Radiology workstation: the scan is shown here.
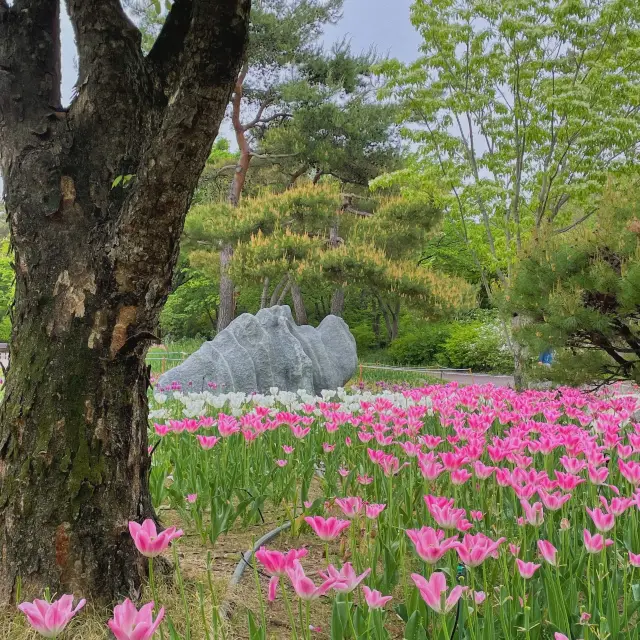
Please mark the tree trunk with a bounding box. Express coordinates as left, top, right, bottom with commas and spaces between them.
331, 288, 345, 316
390, 298, 401, 341
0, 0, 250, 603
260, 276, 270, 309
290, 281, 308, 325
217, 244, 235, 332
217, 62, 252, 330
270, 275, 289, 307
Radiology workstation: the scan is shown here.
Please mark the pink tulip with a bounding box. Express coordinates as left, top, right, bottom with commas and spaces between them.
282, 445, 295, 454
406, 526, 458, 564
516, 559, 541, 579
455, 533, 506, 567
323, 443, 336, 453
196, 435, 219, 449
473, 590, 486, 604
629, 552, 640, 567
154, 424, 170, 437
586, 507, 615, 532
509, 544, 520, 557
255, 547, 308, 602
335, 497, 364, 518
186, 494, 197, 504
618, 458, 640, 486
473, 461, 496, 479
600, 495, 633, 516
363, 586, 393, 609
304, 516, 350, 541
555, 634, 570, 640
537, 540, 558, 566
292, 425, 310, 439
538, 489, 572, 511
470, 510, 484, 521
588, 465, 609, 485
129, 519, 183, 557
338, 467, 350, 478
275, 459, 288, 467
319, 563, 370, 593
365, 503, 386, 519
520, 499, 544, 526
19, 595, 86, 638
451, 468, 472, 485
286, 560, 338, 600
217, 414, 240, 437
412, 572, 466, 614
583, 529, 613, 553
357, 474, 373, 485
425, 496, 470, 531
108, 599, 164, 640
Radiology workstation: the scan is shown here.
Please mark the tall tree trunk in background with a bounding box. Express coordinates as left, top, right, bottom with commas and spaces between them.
328, 219, 345, 316
390, 299, 401, 341
291, 281, 308, 325
0, 0, 249, 603
218, 61, 250, 331
330, 289, 345, 316
260, 276, 270, 309
217, 243, 235, 331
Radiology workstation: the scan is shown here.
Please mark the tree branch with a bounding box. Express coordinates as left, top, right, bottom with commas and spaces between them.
147, 0, 193, 90
112, 0, 251, 305
553, 208, 597, 235
66, 0, 144, 90
242, 97, 274, 131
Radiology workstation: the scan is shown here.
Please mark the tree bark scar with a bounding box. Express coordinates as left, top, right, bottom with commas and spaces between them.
55, 522, 71, 571
48, 266, 97, 336
109, 306, 137, 358
60, 176, 76, 208
88, 310, 108, 349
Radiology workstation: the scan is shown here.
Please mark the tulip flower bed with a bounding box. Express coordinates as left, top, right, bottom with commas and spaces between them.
13, 381, 640, 639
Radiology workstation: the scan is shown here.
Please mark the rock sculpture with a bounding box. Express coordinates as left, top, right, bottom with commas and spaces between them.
157, 305, 358, 395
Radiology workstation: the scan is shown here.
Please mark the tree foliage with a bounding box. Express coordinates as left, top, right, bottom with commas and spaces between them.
377, 0, 640, 295
185, 184, 476, 321
508, 176, 640, 385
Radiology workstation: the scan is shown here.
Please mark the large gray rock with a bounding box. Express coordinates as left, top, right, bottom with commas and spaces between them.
158, 306, 358, 394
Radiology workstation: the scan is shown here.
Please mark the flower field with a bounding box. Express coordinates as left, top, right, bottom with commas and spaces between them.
17, 381, 640, 639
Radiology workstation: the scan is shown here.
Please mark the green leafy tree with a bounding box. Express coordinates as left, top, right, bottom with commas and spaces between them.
377, 0, 640, 382
508, 176, 640, 386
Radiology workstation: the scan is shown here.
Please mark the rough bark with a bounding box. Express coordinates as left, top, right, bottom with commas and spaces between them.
290, 281, 308, 325
0, 0, 250, 603
330, 288, 345, 317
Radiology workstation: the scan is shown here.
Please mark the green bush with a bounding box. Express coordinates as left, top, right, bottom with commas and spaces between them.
350, 322, 378, 353
440, 322, 513, 372
387, 322, 451, 366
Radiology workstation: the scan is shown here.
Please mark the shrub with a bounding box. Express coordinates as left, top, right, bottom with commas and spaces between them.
440, 322, 513, 372
387, 322, 451, 366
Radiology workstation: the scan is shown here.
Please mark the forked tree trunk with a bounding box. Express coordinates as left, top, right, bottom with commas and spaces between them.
0, 0, 249, 603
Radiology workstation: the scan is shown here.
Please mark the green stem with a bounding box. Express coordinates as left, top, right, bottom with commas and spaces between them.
148, 558, 165, 640
281, 582, 299, 640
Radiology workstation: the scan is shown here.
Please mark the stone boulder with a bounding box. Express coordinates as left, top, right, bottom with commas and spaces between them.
157, 305, 358, 395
